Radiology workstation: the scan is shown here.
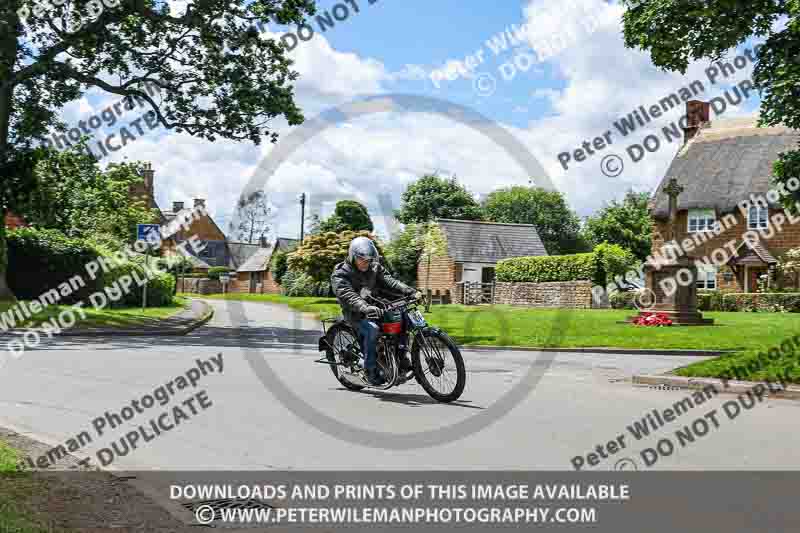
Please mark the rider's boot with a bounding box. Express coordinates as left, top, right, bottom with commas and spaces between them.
366, 367, 385, 386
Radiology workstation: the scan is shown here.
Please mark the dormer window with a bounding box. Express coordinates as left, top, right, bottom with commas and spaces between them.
748, 205, 769, 230
688, 209, 716, 232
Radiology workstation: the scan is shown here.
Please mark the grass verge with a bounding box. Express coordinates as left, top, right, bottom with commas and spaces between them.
0, 296, 188, 329
194, 293, 341, 320
0, 440, 52, 533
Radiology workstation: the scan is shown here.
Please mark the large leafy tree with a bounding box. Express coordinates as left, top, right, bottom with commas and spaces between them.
482, 185, 587, 255
583, 190, 652, 262
20, 144, 161, 248
318, 200, 374, 233
395, 174, 483, 224
0, 0, 316, 300
287, 230, 380, 282
619, 0, 800, 204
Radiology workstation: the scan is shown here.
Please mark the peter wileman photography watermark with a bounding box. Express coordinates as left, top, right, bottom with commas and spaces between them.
18, 354, 222, 469
43, 82, 163, 160
558, 45, 765, 176
0, 204, 209, 358
17, 0, 126, 34
591, 178, 800, 310
252, 0, 382, 51
429, 0, 601, 97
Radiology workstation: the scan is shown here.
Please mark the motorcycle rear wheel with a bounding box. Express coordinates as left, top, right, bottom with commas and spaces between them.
325, 323, 365, 391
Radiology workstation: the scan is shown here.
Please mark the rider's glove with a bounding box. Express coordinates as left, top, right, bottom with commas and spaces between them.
364, 305, 381, 319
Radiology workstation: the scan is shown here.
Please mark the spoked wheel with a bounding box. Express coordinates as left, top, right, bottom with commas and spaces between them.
325, 323, 365, 391
411, 329, 466, 403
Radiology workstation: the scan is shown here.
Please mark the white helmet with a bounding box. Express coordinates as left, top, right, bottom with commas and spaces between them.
347, 236, 379, 267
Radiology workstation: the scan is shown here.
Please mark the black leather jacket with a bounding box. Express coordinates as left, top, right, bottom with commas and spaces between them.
331, 261, 415, 324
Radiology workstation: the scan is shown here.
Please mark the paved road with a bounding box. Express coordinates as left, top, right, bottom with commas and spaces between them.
0, 299, 798, 471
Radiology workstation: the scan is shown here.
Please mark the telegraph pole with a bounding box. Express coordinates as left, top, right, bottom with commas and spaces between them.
299, 192, 306, 243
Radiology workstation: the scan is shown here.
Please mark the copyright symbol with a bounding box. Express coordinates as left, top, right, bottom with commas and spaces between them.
614, 458, 638, 471
601, 154, 624, 177
195, 504, 216, 525
473, 73, 497, 97
634, 288, 657, 311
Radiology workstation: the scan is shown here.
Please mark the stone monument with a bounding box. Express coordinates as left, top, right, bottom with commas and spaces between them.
629, 178, 714, 326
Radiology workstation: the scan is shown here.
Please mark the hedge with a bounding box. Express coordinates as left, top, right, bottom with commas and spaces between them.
7, 227, 103, 303
612, 290, 800, 312
609, 291, 639, 309
496, 244, 636, 287
208, 266, 233, 280
102, 259, 176, 307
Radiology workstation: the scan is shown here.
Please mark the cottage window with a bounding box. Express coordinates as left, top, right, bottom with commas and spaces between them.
747, 205, 769, 230
687, 209, 717, 232
696, 265, 717, 290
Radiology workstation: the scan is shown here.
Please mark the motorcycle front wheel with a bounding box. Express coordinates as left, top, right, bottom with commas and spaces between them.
411, 328, 466, 403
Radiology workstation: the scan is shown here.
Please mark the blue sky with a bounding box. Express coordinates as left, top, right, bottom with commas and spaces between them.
54, 0, 767, 242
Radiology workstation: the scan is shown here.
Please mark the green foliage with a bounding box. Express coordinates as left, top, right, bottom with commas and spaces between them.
20, 146, 161, 248
101, 259, 176, 307
482, 185, 587, 254
287, 230, 381, 282
270, 250, 290, 285
6, 227, 102, 303
207, 267, 233, 280
280, 269, 333, 297
496, 253, 603, 285
396, 174, 483, 224
594, 242, 639, 286
609, 291, 638, 310
583, 191, 652, 261
773, 152, 800, 214
384, 224, 424, 286
496, 244, 633, 286
318, 200, 374, 233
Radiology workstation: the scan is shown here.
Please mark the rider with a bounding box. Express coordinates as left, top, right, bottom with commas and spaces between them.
331, 236, 422, 386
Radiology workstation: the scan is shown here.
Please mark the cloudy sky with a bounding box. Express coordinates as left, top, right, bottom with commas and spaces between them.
55, 0, 765, 243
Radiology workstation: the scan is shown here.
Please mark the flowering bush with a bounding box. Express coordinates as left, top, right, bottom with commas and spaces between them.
632, 312, 673, 327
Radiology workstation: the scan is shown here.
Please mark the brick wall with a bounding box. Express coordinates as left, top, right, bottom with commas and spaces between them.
417, 255, 456, 293
493, 281, 594, 308
652, 206, 800, 292
180, 278, 222, 295
226, 271, 282, 294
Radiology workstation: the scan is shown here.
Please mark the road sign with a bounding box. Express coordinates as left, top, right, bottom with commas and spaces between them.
137, 224, 161, 243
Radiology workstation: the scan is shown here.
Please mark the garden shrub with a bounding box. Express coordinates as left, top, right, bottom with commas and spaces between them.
609, 291, 638, 309
497, 253, 605, 285
207, 266, 233, 280
101, 257, 176, 307
271, 251, 289, 285
281, 270, 333, 297
6, 227, 102, 303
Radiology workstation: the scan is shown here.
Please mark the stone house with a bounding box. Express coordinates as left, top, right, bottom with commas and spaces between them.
417, 218, 548, 299
231, 237, 299, 294
650, 100, 800, 293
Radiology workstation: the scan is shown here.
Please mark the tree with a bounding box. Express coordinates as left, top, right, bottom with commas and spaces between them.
287, 230, 382, 282
619, 1, 800, 198
583, 190, 652, 262
318, 200, 373, 233
383, 223, 424, 286
19, 143, 160, 248
234, 190, 270, 244
0, 0, 316, 300
395, 174, 483, 224
482, 185, 587, 255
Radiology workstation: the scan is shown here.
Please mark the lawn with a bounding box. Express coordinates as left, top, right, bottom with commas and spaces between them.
194, 294, 799, 352
0, 297, 189, 329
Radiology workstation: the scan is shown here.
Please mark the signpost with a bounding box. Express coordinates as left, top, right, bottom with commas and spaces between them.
136, 224, 161, 312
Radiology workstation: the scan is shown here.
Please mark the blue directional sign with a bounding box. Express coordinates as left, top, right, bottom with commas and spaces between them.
137, 224, 161, 245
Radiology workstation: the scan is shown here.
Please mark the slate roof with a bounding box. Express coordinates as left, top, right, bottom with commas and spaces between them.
652, 117, 800, 219
237, 237, 300, 273
227, 242, 262, 269
730, 238, 778, 265
436, 219, 547, 263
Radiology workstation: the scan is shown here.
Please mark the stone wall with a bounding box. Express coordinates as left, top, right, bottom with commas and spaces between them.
493, 281, 594, 308
179, 277, 222, 295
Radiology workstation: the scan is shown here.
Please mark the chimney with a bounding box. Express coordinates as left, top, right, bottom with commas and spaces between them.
194, 198, 206, 208
173, 201, 184, 212
683, 100, 711, 144
142, 162, 155, 193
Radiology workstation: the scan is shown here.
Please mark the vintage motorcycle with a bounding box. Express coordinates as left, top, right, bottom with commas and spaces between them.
316, 294, 466, 403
